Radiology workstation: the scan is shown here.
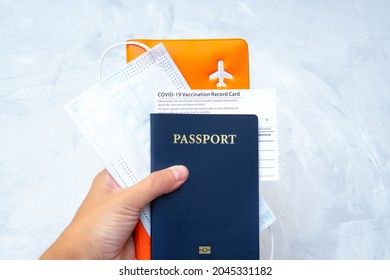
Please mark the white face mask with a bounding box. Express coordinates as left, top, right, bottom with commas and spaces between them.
65, 43, 189, 233
66, 43, 188, 184
64, 42, 276, 236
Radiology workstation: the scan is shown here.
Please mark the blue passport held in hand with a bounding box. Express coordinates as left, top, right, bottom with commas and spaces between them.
150, 114, 259, 260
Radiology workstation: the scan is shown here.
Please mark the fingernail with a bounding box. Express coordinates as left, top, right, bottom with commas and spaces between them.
170, 165, 189, 182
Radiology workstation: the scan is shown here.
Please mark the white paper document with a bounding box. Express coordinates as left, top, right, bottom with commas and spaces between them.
154, 89, 279, 181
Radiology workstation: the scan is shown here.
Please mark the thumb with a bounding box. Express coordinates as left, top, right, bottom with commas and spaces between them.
120, 165, 189, 212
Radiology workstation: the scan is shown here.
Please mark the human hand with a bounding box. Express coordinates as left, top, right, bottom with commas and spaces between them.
40, 165, 189, 260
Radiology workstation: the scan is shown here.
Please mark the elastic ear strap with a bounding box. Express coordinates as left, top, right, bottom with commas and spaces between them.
99, 41, 151, 80
269, 225, 274, 260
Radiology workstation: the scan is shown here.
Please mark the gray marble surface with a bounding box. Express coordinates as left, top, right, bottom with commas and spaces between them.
1, 0, 390, 259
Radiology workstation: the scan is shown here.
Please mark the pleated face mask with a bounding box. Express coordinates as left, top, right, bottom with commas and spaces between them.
65, 43, 190, 235
66, 43, 188, 185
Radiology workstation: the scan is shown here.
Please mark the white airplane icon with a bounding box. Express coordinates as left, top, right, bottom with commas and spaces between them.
209, 60, 233, 87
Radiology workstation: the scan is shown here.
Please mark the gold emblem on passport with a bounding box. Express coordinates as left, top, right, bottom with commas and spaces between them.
199, 246, 211, 254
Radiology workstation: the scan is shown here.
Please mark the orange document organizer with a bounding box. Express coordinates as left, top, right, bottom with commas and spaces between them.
126, 38, 250, 259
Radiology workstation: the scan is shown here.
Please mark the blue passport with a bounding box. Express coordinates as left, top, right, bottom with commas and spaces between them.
150, 114, 259, 260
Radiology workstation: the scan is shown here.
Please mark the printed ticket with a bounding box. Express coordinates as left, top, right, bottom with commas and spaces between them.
154, 89, 279, 181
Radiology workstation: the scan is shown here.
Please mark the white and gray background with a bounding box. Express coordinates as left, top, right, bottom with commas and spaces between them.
1, 0, 390, 259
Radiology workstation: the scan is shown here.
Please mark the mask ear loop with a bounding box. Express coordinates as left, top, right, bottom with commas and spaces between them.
269, 225, 274, 260
99, 41, 151, 80
260, 226, 275, 260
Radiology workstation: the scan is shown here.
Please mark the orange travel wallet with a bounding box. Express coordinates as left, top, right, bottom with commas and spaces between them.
126, 38, 250, 89
126, 38, 250, 259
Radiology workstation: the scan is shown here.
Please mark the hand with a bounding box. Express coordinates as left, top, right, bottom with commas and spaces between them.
40, 165, 189, 260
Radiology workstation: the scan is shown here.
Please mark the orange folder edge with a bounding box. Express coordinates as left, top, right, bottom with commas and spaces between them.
134, 220, 151, 260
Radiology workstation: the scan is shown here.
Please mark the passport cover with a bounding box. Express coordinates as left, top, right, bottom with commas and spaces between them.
150, 114, 259, 260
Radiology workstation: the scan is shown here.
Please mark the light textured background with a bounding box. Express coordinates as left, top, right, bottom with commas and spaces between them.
1, 0, 390, 259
